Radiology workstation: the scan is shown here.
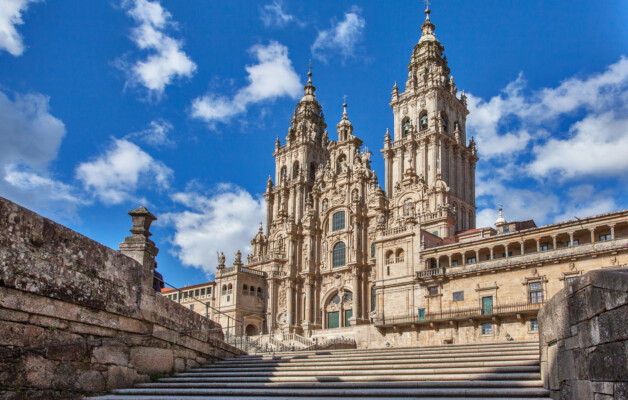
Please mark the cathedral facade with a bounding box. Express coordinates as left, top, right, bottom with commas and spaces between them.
172, 7, 628, 348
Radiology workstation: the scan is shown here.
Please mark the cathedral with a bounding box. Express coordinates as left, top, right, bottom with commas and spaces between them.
162, 6, 628, 348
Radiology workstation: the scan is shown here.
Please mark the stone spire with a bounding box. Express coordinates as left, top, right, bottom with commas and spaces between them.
336, 102, 354, 142
419, 4, 437, 44
286, 70, 326, 143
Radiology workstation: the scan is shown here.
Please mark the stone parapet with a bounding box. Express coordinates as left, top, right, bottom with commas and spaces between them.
538, 268, 628, 400
0, 196, 242, 399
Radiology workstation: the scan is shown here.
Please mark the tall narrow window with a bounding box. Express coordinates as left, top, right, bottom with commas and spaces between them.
418, 308, 426, 321
371, 287, 376, 311
332, 211, 345, 231
371, 243, 376, 258
332, 242, 346, 267
402, 118, 411, 137
419, 111, 428, 130
529, 282, 543, 303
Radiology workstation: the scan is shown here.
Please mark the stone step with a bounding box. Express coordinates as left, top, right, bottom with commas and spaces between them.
92, 396, 552, 400
198, 360, 540, 373
173, 365, 540, 378
136, 380, 544, 389
207, 355, 541, 370
223, 352, 540, 366
158, 373, 542, 383
231, 342, 540, 359
103, 387, 552, 398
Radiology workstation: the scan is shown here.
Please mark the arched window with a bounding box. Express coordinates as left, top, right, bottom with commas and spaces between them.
396, 249, 405, 261
371, 287, 376, 311
227, 283, 233, 295
332, 211, 345, 231
344, 291, 353, 302
257, 287, 263, 298
330, 293, 341, 304
441, 112, 449, 132
385, 250, 394, 263
333, 242, 346, 267
402, 117, 411, 137
243, 284, 248, 293
292, 161, 299, 179
419, 111, 428, 131
310, 162, 317, 181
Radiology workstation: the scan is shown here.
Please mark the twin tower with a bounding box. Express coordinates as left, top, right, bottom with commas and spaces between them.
222, 6, 479, 336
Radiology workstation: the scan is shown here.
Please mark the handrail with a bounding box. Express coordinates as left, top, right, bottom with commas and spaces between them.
377, 301, 544, 326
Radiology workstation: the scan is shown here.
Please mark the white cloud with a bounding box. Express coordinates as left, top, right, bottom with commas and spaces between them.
311, 6, 365, 62
0, 0, 40, 56
160, 185, 266, 276
191, 41, 301, 126
76, 138, 173, 204
122, 0, 197, 96
0, 90, 66, 170
529, 106, 628, 178
0, 89, 85, 218
467, 57, 628, 160
260, 1, 303, 28
126, 119, 174, 147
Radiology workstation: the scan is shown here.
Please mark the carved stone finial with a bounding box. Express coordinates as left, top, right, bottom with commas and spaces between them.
127, 206, 156, 238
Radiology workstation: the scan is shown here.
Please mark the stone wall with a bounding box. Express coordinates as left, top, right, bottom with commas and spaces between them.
538, 268, 628, 400
0, 196, 242, 399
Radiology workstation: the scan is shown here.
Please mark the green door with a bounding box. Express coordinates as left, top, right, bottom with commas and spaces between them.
327, 311, 339, 329
482, 296, 493, 315
418, 308, 426, 321
344, 309, 353, 327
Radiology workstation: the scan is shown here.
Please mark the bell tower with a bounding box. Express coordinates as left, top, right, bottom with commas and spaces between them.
382, 5, 478, 236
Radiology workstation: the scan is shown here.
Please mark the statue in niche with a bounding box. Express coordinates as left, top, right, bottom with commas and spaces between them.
351, 188, 359, 202
403, 199, 415, 217
322, 198, 329, 212
277, 236, 284, 251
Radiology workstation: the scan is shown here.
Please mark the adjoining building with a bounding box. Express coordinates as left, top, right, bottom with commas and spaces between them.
162, 6, 628, 348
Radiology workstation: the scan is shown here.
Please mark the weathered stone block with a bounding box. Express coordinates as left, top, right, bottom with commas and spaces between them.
75, 370, 106, 393
129, 347, 174, 374
597, 305, 628, 344
587, 342, 628, 382
92, 343, 130, 366
106, 366, 146, 390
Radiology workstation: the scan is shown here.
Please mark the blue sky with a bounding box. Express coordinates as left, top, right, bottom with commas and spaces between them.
1, 0, 627, 288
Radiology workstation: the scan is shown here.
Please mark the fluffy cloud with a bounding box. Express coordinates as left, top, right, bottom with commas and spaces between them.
0, 89, 85, 217
76, 138, 173, 204
311, 6, 365, 62
0, 0, 40, 56
0, 90, 66, 170
122, 0, 197, 96
160, 185, 266, 276
260, 1, 303, 28
191, 41, 301, 126
467, 57, 628, 160
126, 119, 174, 147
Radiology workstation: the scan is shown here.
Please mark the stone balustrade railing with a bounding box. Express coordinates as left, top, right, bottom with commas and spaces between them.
416, 267, 445, 279
218, 265, 267, 278
382, 225, 408, 237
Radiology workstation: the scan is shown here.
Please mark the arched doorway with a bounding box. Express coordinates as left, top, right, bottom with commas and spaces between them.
245, 324, 257, 336
324, 290, 353, 329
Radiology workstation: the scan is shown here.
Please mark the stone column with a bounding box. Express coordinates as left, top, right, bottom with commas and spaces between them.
489, 248, 494, 260
590, 229, 595, 243
351, 267, 360, 324
610, 224, 616, 240
552, 235, 557, 250
268, 277, 277, 331
286, 280, 294, 329
119, 206, 159, 307
362, 269, 369, 319
536, 239, 540, 253
505, 244, 509, 258
521, 242, 525, 255
304, 277, 312, 324
569, 232, 574, 247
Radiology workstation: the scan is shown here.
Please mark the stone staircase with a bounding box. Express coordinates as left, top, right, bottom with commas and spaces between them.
91, 340, 550, 399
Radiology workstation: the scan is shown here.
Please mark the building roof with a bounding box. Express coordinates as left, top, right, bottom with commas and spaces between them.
161, 280, 215, 294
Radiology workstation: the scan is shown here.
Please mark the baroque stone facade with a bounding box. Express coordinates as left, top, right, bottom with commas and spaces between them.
172, 7, 628, 347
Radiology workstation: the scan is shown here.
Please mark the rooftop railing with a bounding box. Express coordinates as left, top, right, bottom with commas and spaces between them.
376, 301, 543, 327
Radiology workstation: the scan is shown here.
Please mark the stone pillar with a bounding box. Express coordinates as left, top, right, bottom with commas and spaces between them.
362, 269, 369, 319
351, 267, 360, 323
119, 206, 159, 307
610, 224, 616, 240
268, 277, 277, 331
505, 244, 509, 258
489, 248, 494, 260
590, 229, 595, 243
569, 232, 574, 247
536, 239, 540, 253
521, 242, 525, 255
286, 280, 294, 329
552, 235, 557, 250
304, 277, 312, 324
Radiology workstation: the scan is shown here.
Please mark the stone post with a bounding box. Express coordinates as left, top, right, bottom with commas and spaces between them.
119, 206, 158, 307
304, 276, 312, 325
351, 266, 361, 324
286, 280, 294, 330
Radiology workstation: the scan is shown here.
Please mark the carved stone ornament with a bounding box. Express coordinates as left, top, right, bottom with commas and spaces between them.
276, 311, 287, 327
